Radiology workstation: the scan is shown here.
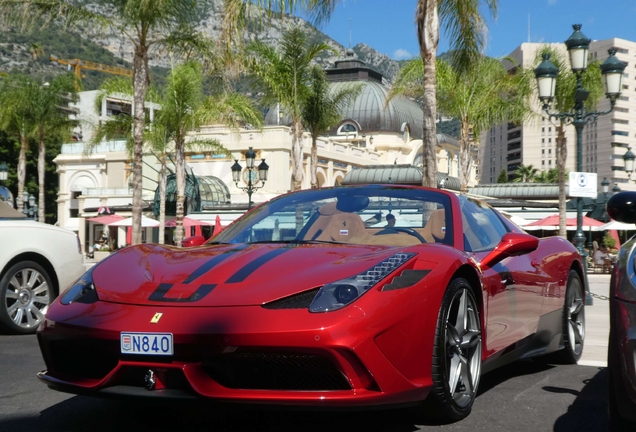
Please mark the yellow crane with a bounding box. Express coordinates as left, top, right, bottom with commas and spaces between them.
49, 55, 133, 88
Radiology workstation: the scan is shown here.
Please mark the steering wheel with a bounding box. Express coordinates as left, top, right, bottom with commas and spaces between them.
373, 227, 427, 243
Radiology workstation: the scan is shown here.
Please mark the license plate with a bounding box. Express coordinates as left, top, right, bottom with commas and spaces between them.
120, 332, 173, 356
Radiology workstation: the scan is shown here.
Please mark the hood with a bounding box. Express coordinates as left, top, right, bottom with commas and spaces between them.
92, 243, 418, 307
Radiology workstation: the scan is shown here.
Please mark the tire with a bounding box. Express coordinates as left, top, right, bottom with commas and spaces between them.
419, 278, 482, 423
0, 260, 54, 334
608, 331, 636, 431
552, 270, 585, 364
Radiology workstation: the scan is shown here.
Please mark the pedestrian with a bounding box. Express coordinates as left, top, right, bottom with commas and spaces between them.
385, 213, 396, 227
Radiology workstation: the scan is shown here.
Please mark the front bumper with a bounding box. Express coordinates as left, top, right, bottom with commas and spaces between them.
37, 296, 439, 407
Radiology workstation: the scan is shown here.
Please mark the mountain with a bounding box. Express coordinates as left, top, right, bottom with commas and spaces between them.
0, 0, 401, 90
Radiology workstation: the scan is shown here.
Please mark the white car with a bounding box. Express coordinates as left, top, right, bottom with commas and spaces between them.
0, 203, 85, 334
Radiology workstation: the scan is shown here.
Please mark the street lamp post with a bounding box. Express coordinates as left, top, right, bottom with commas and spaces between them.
623, 148, 635, 181
231, 147, 269, 210
22, 191, 38, 221
534, 24, 626, 306
0, 162, 9, 205
601, 177, 610, 205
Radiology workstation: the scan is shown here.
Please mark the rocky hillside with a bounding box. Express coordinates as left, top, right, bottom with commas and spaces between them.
0, 0, 401, 90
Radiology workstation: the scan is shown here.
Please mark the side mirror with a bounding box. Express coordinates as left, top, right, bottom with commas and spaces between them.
607, 192, 636, 224
182, 235, 206, 248
480, 232, 539, 269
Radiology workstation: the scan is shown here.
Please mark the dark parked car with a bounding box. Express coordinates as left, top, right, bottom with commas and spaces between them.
607, 191, 636, 430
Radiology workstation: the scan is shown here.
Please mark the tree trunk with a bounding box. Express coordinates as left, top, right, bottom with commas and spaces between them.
459, 120, 471, 194
158, 156, 167, 245
16, 134, 27, 213
310, 133, 318, 188
131, 45, 149, 245
38, 128, 45, 222
291, 119, 304, 190
557, 121, 568, 238
417, 0, 439, 189
174, 138, 186, 247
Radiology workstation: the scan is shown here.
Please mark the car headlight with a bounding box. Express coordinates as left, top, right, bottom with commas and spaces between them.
309, 252, 415, 313
61, 268, 98, 305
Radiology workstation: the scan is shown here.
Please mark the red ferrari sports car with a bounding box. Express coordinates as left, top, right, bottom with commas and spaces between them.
37, 185, 585, 422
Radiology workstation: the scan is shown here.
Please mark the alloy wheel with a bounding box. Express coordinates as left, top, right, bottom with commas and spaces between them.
445, 289, 482, 408
4, 267, 51, 329
567, 277, 585, 357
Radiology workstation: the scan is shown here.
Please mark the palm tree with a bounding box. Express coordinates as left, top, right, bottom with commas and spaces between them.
246, 28, 332, 190
533, 47, 604, 238
0, 74, 35, 213
223, 0, 499, 189
512, 164, 539, 183
0, 0, 214, 244
29, 74, 78, 222
302, 65, 361, 188
390, 55, 533, 193
29, 43, 43, 60
415, 0, 498, 187
535, 168, 561, 183
157, 61, 261, 246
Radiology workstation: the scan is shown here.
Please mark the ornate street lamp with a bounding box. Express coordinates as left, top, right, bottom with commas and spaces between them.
612, 183, 622, 195
231, 147, 269, 210
0, 161, 10, 205
623, 147, 636, 181
0, 162, 7, 183
22, 192, 38, 220
601, 177, 610, 198
534, 24, 627, 305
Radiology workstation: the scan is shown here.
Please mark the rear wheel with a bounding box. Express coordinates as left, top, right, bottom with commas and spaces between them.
420, 278, 482, 423
0, 261, 54, 334
553, 270, 585, 364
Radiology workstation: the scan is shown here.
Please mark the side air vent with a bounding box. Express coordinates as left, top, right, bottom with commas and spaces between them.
382, 270, 430, 291
262, 288, 320, 309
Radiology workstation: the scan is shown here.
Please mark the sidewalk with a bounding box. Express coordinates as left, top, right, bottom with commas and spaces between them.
579, 273, 611, 367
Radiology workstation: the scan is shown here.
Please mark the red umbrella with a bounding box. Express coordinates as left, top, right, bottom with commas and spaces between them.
212, 215, 223, 236
526, 214, 604, 230
165, 216, 212, 227
87, 214, 125, 224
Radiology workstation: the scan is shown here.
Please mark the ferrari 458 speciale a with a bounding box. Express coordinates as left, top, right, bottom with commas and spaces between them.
37, 185, 585, 422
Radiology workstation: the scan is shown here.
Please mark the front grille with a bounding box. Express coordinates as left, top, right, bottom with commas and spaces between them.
202, 351, 351, 391
262, 288, 320, 309
49, 339, 119, 379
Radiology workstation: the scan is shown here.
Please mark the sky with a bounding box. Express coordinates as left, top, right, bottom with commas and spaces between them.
309, 0, 636, 60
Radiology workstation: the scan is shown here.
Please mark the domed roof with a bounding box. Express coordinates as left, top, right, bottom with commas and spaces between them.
264, 52, 424, 138
328, 80, 423, 138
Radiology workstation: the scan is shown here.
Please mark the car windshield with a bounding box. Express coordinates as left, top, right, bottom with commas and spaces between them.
210, 185, 453, 247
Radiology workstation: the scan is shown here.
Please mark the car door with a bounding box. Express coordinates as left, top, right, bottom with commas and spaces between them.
460, 197, 544, 355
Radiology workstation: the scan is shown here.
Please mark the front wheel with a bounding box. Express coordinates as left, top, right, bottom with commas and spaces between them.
420, 278, 482, 423
0, 261, 54, 334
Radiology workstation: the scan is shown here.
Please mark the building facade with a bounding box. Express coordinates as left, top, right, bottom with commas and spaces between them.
479, 39, 636, 192
54, 53, 477, 251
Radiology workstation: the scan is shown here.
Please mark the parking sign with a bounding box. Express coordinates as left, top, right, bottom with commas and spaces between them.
568, 172, 598, 198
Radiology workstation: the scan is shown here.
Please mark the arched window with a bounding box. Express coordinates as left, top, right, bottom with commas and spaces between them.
336, 121, 360, 137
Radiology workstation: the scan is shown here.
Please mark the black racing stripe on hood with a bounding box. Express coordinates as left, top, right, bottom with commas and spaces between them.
182, 244, 249, 284
226, 248, 291, 283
